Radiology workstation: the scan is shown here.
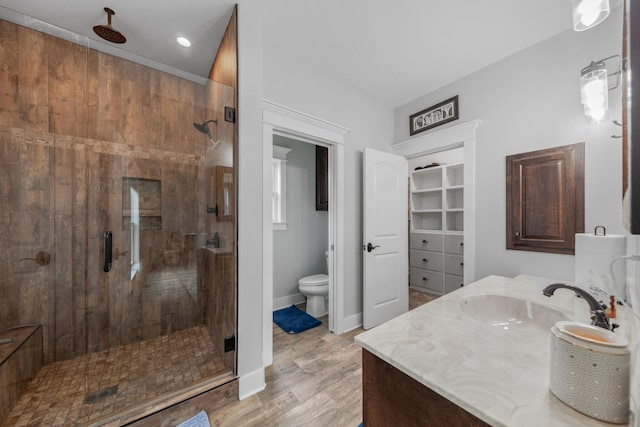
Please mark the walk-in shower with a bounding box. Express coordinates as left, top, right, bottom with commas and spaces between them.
0, 11, 237, 426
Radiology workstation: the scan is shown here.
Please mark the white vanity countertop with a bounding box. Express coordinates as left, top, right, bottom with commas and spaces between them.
355, 275, 640, 427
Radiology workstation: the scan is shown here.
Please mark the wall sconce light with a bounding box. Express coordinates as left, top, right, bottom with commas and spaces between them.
572, 0, 610, 31
580, 55, 620, 122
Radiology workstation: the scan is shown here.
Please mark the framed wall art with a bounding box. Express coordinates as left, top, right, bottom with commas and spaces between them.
409, 95, 459, 136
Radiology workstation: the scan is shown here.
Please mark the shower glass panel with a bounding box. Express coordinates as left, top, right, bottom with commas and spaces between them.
0, 15, 237, 426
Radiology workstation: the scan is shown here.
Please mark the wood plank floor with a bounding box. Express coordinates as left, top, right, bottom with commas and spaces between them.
206, 288, 438, 426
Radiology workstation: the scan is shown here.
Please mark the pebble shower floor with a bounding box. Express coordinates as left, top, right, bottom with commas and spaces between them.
3, 325, 227, 426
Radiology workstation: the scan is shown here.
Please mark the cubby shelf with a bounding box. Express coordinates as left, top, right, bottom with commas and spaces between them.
410, 163, 464, 233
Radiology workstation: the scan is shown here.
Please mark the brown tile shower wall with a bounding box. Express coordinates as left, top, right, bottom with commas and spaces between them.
0, 18, 232, 364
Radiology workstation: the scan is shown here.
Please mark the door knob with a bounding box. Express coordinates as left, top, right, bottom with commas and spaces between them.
366, 242, 380, 253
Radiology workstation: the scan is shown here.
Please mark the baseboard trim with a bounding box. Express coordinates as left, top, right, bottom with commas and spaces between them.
238, 368, 266, 400
273, 293, 306, 311
410, 284, 443, 295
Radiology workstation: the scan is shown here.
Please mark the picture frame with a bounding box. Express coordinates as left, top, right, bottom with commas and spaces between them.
409, 95, 459, 136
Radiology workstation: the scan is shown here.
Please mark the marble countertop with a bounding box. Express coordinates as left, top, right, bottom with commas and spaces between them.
355, 275, 640, 427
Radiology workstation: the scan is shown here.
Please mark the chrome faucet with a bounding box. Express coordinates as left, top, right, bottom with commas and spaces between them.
542, 283, 610, 330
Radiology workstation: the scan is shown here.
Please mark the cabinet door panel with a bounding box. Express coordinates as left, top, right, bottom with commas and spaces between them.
410, 250, 443, 272
444, 254, 464, 276
444, 235, 464, 254
506, 143, 584, 254
444, 274, 464, 294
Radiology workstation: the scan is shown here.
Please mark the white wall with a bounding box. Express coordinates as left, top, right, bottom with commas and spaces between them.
237, 4, 394, 397
237, 4, 267, 398
395, 8, 625, 282
262, 43, 395, 321
273, 136, 328, 308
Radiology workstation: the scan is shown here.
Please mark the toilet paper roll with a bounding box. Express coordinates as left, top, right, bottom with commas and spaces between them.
574, 232, 626, 300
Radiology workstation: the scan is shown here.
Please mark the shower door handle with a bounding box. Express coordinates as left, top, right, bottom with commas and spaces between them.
103, 231, 113, 272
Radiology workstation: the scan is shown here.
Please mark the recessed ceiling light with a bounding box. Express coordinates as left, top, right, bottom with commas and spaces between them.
177, 37, 191, 47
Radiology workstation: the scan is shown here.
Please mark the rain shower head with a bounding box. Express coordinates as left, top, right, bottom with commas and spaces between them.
193, 119, 220, 147
93, 7, 126, 44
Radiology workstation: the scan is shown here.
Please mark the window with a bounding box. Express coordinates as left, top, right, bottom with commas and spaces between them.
273, 145, 292, 230
129, 187, 141, 279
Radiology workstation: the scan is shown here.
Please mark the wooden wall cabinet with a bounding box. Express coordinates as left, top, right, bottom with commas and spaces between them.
506, 143, 585, 254
316, 145, 328, 211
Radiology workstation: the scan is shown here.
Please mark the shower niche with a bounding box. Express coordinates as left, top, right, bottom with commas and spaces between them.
122, 177, 162, 230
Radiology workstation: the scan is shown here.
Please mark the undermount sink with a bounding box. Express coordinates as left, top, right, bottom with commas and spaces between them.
460, 295, 569, 331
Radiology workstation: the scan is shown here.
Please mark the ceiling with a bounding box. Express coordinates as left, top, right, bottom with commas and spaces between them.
0, 1, 580, 108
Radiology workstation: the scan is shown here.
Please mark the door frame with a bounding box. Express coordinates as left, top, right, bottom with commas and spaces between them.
392, 120, 481, 284
262, 99, 350, 366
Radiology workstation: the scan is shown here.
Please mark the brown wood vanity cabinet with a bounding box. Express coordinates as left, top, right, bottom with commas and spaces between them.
506, 143, 585, 255
362, 350, 490, 426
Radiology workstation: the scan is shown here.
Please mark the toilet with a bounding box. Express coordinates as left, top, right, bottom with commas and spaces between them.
298, 251, 329, 318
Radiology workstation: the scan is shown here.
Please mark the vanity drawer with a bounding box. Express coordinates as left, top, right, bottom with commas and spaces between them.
409, 250, 443, 272
410, 268, 443, 293
444, 234, 464, 254
410, 233, 443, 252
444, 273, 464, 293
444, 254, 464, 276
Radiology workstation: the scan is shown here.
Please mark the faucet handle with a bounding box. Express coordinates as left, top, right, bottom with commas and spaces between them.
591, 310, 612, 331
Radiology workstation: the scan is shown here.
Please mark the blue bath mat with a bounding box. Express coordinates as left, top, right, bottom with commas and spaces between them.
273, 305, 321, 334
176, 410, 210, 427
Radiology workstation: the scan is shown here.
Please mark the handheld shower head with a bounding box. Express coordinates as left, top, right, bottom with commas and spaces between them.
193, 119, 218, 144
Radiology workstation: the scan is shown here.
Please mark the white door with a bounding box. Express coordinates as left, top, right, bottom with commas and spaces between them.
363, 148, 408, 329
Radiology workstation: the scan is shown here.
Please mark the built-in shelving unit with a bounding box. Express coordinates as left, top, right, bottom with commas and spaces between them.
409, 163, 464, 295
410, 163, 463, 233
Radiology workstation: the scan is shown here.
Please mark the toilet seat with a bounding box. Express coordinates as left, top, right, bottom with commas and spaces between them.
299, 274, 328, 286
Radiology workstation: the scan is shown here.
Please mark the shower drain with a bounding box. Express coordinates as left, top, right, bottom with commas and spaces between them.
84, 385, 119, 405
